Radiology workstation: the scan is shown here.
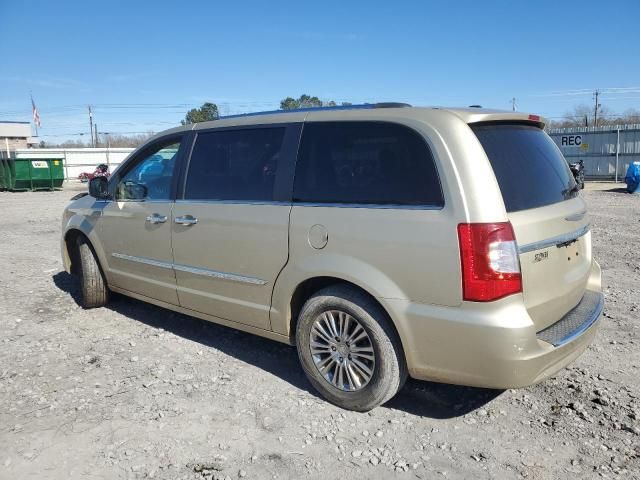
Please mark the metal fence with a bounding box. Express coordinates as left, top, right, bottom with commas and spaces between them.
13, 147, 134, 181
548, 124, 640, 180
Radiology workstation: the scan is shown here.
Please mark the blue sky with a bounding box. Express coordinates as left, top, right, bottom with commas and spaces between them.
1, 0, 639, 142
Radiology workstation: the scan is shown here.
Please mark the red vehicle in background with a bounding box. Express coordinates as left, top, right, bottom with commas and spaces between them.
78, 164, 110, 183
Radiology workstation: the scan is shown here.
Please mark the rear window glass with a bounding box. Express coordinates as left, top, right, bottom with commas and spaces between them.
293, 122, 443, 206
472, 124, 577, 212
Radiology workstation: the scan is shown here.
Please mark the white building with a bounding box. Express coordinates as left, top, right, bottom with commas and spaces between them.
0, 121, 39, 154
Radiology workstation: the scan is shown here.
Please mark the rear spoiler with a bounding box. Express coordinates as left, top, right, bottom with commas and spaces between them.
445, 109, 547, 129
469, 119, 546, 129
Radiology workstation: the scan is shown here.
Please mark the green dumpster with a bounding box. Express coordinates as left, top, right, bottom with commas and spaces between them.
9, 158, 64, 191
6, 158, 15, 190
0, 158, 9, 190
2, 158, 14, 190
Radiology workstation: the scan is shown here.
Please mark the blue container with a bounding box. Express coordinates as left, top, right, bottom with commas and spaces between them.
624, 161, 640, 194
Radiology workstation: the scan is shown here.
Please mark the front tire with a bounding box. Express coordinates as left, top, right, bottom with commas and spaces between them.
76, 236, 109, 308
296, 285, 407, 411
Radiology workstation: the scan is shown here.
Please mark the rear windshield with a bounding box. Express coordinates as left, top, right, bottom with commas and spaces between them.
472, 124, 577, 212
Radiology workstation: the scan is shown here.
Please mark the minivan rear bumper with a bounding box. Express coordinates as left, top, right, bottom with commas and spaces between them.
535, 290, 603, 347
385, 260, 602, 389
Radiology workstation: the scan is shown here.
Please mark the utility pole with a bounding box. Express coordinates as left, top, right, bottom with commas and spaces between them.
94, 124, 99, 148
510, 97, 517, 112
88, 105, 94, 147
103, 132, 111, 167
593, 89, 600, 128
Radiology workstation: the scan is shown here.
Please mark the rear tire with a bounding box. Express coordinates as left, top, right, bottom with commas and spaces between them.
296, 285, 407, 411
76, 236, 109, 308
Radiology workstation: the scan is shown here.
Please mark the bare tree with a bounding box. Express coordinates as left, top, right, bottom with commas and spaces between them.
55, 140, 87, 148
46, 132, 155, 148
548, 103, 615, 128
97, 132, 155, 148
620, 108, 640, 124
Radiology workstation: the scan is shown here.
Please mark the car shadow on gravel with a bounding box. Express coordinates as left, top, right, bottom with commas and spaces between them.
602, 186, 630, 194
385, 379, 502, 418
53, 271, 501, 419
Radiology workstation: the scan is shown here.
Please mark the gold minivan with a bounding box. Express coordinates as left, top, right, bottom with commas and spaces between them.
61, 104, 603, 411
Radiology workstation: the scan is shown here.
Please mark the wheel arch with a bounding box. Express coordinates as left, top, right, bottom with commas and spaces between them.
63, 228, 86, 275
287, 276, 406, 357
63, 227, 109, 282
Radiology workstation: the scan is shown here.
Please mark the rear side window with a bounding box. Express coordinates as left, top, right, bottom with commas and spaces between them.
293, 122, 443, 206
184, 128, 285, 201
472, 124, 577, 212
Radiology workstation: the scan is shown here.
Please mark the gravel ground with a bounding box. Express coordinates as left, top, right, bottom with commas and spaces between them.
0, 183, 638, 480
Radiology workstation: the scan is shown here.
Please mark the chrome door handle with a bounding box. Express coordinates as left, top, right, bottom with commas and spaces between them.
174, 215, 198, 226
146, 213, 167, 224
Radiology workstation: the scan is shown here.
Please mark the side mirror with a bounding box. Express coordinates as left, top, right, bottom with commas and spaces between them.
89, 176, 111, 200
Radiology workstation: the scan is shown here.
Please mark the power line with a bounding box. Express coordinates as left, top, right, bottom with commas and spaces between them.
532, 87, 640, 97
40, 130, 155, 137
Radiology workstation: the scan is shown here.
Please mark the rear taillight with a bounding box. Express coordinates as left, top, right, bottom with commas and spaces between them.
457, 222, 522, 302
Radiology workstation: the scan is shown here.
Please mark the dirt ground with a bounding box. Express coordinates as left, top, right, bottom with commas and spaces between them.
0, 182, 638, 480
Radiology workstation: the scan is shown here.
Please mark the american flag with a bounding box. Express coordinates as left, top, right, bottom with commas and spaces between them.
31, 95, 41, 128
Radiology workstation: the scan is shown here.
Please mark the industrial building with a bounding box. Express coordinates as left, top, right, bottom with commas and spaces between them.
0, 121, 39, 156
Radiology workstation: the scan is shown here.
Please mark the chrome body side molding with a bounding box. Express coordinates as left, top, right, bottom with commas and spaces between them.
172, 263, 267, 285
111, 252, 173, 270
111, 253, 267, 286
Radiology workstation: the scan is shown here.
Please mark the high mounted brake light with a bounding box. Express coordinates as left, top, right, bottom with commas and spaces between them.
528, 114, 541, 122
457, 222, 522, 302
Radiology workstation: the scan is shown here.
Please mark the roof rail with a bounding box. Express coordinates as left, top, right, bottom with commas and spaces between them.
374, 102, 412, 109
219, 102, 412, 119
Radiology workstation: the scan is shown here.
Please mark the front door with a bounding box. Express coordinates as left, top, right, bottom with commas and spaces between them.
99, 136, 184, 304
171, 126, 297, 330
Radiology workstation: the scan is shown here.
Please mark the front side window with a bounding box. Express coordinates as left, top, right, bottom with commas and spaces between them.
116, 140, 181, 201
184, 128, 286, 201
293, 122, 444, 206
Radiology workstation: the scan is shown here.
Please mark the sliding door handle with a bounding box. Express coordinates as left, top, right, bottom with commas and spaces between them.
146, 213, 167, 224
174, 215, 198, 226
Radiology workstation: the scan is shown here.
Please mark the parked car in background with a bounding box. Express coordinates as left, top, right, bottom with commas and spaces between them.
61, 104, 603, 411
78, 164, 110, 183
